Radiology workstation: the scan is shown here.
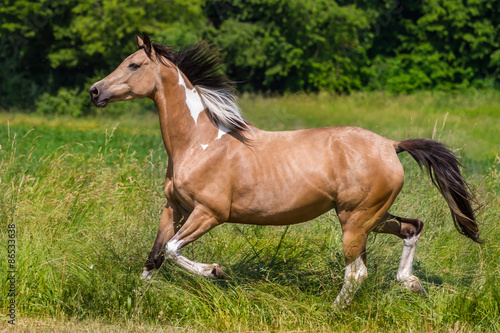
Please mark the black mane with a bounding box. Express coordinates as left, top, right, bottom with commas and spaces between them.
152, 41, 234, 91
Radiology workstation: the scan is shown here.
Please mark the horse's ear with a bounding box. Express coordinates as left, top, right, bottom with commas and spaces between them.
135, 31, 144, 49
142, 32, 152, 56
135, 32, 153, 57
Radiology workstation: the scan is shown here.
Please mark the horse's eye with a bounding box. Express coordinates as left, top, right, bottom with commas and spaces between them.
129, 63, 141, 70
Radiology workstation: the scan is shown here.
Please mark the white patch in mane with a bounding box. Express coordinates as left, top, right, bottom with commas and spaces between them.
178, 70, 204, 124
197, 86, 249, 132
200, 144, 209, 150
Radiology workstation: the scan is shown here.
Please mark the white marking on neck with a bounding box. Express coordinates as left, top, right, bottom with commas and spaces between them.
216, 124, 230, 140
199, 125, 228, 150
178, 70, 205, 124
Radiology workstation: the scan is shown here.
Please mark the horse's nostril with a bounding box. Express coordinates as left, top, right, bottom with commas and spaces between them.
89, 86, 99, 98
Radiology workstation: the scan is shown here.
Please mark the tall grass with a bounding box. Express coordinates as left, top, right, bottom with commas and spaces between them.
1, 91, 499, 331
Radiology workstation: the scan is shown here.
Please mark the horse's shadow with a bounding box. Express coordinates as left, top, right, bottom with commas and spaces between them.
154, 245, 477, 298
155, 247, 346, 297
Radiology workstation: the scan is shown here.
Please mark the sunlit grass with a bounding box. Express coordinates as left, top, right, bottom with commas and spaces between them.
0, 90, 499, 331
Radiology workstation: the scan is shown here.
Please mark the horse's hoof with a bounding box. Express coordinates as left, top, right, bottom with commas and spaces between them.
210, 263, 230, 280
141, 268, 155, 280
333, 298, 349, 309
404, 276, 427, 296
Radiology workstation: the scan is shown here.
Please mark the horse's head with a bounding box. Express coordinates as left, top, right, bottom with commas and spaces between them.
89, 33, 161, 107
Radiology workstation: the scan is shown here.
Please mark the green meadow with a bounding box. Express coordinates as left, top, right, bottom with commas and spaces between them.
1, 91, 499, 332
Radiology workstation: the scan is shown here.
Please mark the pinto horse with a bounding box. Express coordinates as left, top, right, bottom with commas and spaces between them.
89, 33, 481, 307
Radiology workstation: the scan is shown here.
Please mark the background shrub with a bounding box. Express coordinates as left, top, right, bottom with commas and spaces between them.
1, 0, 498, 114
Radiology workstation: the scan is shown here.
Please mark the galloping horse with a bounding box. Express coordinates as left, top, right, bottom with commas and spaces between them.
89, 33, 481, 307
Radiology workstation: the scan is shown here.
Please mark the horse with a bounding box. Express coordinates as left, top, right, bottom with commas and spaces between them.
89, 33, 481, 307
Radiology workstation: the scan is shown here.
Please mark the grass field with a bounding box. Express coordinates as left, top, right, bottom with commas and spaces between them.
1, 90, 499, 332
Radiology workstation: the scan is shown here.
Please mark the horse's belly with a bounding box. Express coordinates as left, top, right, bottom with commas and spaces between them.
227, 179, 335, 225
228, 203, 334, 225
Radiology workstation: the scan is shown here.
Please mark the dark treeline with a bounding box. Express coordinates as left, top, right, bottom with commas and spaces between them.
1, 0, 499, 114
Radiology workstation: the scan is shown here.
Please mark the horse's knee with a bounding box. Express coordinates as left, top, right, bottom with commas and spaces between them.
165, 238, 183, 259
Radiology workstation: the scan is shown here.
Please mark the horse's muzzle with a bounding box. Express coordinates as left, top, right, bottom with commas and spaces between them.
89, 82, 110, 107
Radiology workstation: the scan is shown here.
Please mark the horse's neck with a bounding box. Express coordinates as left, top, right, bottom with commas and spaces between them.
154, 69, 219, 161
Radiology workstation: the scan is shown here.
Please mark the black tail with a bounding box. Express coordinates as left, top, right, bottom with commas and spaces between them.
396, 139, 482, 243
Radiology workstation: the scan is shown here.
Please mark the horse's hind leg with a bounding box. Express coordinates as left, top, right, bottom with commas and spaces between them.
374, 214, 426, 295
333, 185, 403, 308
333, 224, 369, 308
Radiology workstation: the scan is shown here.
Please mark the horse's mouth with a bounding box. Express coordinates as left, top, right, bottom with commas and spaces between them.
89, 83, 111, 108
92, 97, 110, 108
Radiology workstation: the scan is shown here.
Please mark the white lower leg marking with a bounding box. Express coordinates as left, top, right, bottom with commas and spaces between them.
397, 234, 419, 282
165, 238, 219, 277
141, 267, 156, 280
334, 257, 368, 307
166, 238, 184, 257
396, 234, 426, 294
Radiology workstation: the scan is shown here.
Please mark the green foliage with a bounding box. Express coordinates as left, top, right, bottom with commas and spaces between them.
205, 0, 375, 92
0, 0, 205, 110
0, 0, 499, 114
35, 87, 89, 117
368, 0, 500, 92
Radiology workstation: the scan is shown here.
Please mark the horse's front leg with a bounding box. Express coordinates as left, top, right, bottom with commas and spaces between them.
141, 203, 181, 279
165, 205, 227, 279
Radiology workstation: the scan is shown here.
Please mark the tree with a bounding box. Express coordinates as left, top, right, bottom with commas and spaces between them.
0, 0, 205, 111
204, 0, 376, 92
368, 0, 500, 92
